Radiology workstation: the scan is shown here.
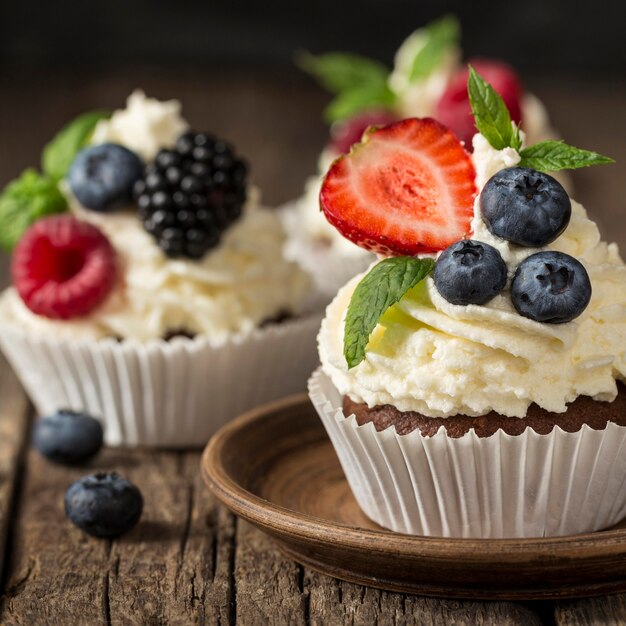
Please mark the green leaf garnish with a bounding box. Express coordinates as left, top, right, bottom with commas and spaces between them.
467, 65, 522, 151
323, 82, 396, 123
0, 169, 67, 251
344, 257, 435, 369
518, 141, 614, 172
296, 51, 396, 123
42, 110, 111, 181
409, 15, 460, 81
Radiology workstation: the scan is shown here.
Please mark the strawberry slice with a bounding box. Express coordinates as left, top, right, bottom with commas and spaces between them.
320, 117, 477, 256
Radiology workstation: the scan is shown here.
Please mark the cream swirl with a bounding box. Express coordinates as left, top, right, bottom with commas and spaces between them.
91, 90, 188, 162
1, 192, 311, 343
319, 140, 626, 418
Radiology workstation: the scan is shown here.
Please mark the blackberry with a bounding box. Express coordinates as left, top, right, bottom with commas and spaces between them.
133, 132, 248, 259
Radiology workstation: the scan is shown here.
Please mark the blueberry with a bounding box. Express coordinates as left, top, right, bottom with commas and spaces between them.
511, 251, 592, 323
480, 167, 571, 247
64, 472, 143, 538
69, 143, 143, 211
434, 240, 508, 305
33, 410, 103, 465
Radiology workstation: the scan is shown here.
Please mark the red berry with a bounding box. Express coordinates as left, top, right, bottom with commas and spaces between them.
436, 58, 523, 148
12, 215, 117, 319
329, 109, 398, 155
320, 118, 477, 256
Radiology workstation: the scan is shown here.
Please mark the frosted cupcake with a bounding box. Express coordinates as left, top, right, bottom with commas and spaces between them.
0, 91, 318, 447
283, 15, 563, 302
309, 68, 622, 538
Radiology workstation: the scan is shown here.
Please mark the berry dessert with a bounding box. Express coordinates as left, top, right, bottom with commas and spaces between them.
283, 15, 566, 302
0, 91, 319, 447
309, 69, 623, 538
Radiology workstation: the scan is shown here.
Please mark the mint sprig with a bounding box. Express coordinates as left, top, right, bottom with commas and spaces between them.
518, 141, 614, 172
0, 169, 67, 251
297, 51, 396, 123
468, 67, 614, 172
42, 110, 111, 181
344, 257, 435, 369
467, 65, 521, 151
409, 15, 460, 81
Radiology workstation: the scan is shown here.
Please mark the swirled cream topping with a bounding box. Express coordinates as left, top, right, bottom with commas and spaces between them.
91, 90, 188, 162
1, 191, 311, 343
319, 139, 626, 418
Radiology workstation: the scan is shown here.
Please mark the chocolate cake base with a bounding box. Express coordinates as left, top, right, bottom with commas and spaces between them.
343, 384, 626, 438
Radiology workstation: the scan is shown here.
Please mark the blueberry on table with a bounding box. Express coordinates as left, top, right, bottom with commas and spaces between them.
511, 251, 592, 323
69, 143, 143, 211
434, 240, 508, 305
33, 409, 104, 465
64, 472, 143, 538
480, 167, 571, 247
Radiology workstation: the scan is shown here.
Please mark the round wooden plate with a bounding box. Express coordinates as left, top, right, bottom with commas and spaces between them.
201, 394, 626, 600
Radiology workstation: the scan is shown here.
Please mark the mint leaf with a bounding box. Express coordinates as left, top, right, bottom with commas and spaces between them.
296, 51, 396, 123
518, 141, 614, 172
42, 110, 110, 181
297, 51, 390, 93
467, 65, 521, 151
0, 169, 67, 251
344, 257, 435, 369
409, 15, 460, 81
324, 82, 396, 123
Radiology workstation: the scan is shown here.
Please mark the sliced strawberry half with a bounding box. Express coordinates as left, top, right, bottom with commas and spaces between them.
320, 117, 477, 256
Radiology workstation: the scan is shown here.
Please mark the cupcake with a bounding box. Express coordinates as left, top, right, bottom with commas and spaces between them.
309, 68, 622, 538
283, 15, 565, 303
0, 91, 319, 447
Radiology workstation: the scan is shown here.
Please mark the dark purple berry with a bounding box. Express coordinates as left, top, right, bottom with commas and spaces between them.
65, 472, 143, 538
69, 144, 143, 212
33, 410, 103, 465
480, 167, 571, 247
434, 239, 508, 305
511, 251, 591, 323
134, 131, 248, 259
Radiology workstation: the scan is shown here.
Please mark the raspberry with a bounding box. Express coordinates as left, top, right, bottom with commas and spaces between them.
12, 215, 117, 319
134, 132, 248, 259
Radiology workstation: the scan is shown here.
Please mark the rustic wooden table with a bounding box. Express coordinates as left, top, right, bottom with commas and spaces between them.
0, 69, 624, 625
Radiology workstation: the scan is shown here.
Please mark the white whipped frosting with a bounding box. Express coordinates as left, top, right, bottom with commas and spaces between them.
1, 192, 311, 343
91, 90, 189, 162
319, 138, 626, 418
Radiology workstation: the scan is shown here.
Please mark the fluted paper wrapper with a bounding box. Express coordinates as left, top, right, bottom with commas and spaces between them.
0, 313, 322, 448
309, 368, 626, 538
279, 201, 374, 308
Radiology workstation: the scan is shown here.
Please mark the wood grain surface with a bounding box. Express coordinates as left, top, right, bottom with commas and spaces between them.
0, 68, 624, 624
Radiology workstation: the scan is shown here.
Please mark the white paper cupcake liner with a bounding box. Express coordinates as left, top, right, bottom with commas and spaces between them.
0, 313, 322, 448
309, 368, 626, 538
279, 201, 374, 308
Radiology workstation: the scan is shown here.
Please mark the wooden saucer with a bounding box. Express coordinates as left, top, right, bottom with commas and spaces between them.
202, 394, 626, 600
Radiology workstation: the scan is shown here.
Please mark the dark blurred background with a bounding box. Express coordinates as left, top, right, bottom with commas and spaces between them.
2, 0, 626, 75
0, 0, 624, 250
